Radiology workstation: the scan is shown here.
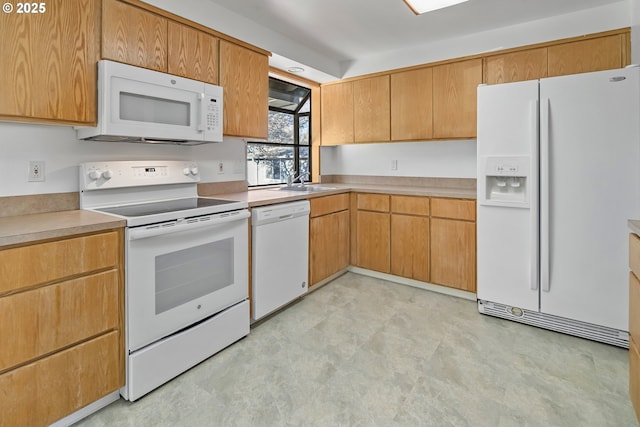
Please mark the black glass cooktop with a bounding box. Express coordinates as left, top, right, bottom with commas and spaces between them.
96, 198, 237, 218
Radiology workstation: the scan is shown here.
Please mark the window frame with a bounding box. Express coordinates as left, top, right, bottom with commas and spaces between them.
247, 77, 312, 188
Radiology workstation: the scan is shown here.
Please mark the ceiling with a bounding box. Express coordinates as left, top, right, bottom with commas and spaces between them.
206, 0, 623, 69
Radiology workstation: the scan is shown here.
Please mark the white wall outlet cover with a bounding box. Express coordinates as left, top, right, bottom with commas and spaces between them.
28, 160, 45, 182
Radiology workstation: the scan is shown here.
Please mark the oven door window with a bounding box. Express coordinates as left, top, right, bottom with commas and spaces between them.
155, 238, 233, 314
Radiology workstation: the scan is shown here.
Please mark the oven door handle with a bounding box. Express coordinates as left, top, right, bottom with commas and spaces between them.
128, 210, 250, 241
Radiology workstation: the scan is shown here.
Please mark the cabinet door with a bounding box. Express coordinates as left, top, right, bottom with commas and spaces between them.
0, 332, 121, 427
102, 0, 167, 71
310, 210, 350, 286
356, 211, 390, 273
391, 214, 429, 282
433, 58, 483, 139
321, 82, 354, 145
219, 40, 269, 139
0, 270, 119, 372
430, 218, 476, 292
548, 35, 624, 77
484, 48, 548, 85
354, 75, 390, 143
0, 0, 99, 123
391, 68, 433, 141
168, 21, 218, 84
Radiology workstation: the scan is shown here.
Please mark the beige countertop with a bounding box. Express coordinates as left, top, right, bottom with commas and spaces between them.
0, 210, 125, 248
211, 183, 477, 208
629, 220, 640, 236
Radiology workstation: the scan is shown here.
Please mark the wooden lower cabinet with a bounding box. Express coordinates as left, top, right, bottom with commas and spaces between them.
309, 210, 350, 286
0, 231, 124, 427
0, 332, 121, 427
356, 210, 390, 273
309, 194, 350, 287
430, 218, 476, 292
391, 214, 429, 282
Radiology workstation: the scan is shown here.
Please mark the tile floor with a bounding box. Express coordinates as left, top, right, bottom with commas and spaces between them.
75, 273, 638, 427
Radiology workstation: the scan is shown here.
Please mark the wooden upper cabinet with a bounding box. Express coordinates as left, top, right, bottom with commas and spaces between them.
219, 40, 269, 139
168, 21, 219, 84
433, 58, 483, 139
102, 0, 168, 71
321, 82, 354, 145
548, 34, 625, 77
0, 0, 99, 124
484, 48, 548, 85
391, 67, 433, 141
354, 75, 390, 143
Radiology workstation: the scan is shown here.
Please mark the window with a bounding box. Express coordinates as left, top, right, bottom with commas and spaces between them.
247, 78, 311, 186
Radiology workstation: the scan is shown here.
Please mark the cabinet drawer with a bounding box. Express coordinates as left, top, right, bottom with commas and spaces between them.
391, 195, 429, 216
630, 337, 640, 422
0, 331, 121, 427
0, 270, 119, 373
0, 231, 119, 295
310, 193, 350, 218
356, 193, 390, 212
630, 233, 640, 279
631, 272, 640, 343
431, 198, 475, 221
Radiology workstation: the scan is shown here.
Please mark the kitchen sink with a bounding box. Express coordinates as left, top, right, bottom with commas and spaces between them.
271, 185, 337, 192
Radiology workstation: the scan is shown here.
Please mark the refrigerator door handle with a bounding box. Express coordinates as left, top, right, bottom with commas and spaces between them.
530, 99, 539, 291
540, 97, 550, 292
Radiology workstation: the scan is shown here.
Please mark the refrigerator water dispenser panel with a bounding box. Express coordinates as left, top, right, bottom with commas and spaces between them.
480, 156, 530, 207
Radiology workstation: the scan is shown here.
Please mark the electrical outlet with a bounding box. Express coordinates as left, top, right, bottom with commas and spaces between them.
28, 161, 45, 182
217, 162, 224, 174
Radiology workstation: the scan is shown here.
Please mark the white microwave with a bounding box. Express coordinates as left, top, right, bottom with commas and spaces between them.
76, 60, 223, 145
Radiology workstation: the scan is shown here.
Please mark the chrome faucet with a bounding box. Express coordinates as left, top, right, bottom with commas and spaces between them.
286, 171, 307, 188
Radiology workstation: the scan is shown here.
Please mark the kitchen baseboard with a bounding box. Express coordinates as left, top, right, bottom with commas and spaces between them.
347, 267, 476, 301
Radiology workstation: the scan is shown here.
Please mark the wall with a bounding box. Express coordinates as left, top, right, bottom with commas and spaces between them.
0, 122, 245, 197
632, 0, 640, 63
320, 140, 477, 179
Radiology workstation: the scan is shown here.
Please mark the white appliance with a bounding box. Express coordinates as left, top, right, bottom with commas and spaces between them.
79, 161, 250, 401
251, 201, 310, 321
477, 67, 640, 348
76, 60, 223, 145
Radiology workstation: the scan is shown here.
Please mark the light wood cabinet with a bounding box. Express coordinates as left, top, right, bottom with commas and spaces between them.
430, 198, 476, 292
0, 231, 124, 427
354, 75, 390, 143
321, 82, 354, 145
484, 48, 548, 85
354, 194, 390, 273
433, 58, 483, 139
391, 68, 433, 141
219, 40, 269, 139
309, 194, 350, 286
548, 34, 625, 77
168, 21, 219, 84
102, 0, 168, 71
0, 0, 99, 124
390, 196, 430, 282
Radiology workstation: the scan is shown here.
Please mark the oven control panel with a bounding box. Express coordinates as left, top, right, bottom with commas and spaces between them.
80, 161, 200, 190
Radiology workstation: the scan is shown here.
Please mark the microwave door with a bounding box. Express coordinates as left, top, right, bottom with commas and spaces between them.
109, 76, 206, 142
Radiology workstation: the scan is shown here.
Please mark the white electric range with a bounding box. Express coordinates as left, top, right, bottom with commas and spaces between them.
79, 160, 250, 401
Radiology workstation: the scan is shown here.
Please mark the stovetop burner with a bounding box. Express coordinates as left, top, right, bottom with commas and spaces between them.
95, 197, 238, 218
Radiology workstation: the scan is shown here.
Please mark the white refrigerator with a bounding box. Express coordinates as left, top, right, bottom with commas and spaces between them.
476, 67, 640, 347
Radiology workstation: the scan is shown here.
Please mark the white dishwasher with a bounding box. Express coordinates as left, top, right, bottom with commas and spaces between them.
251, 200, 310, 321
